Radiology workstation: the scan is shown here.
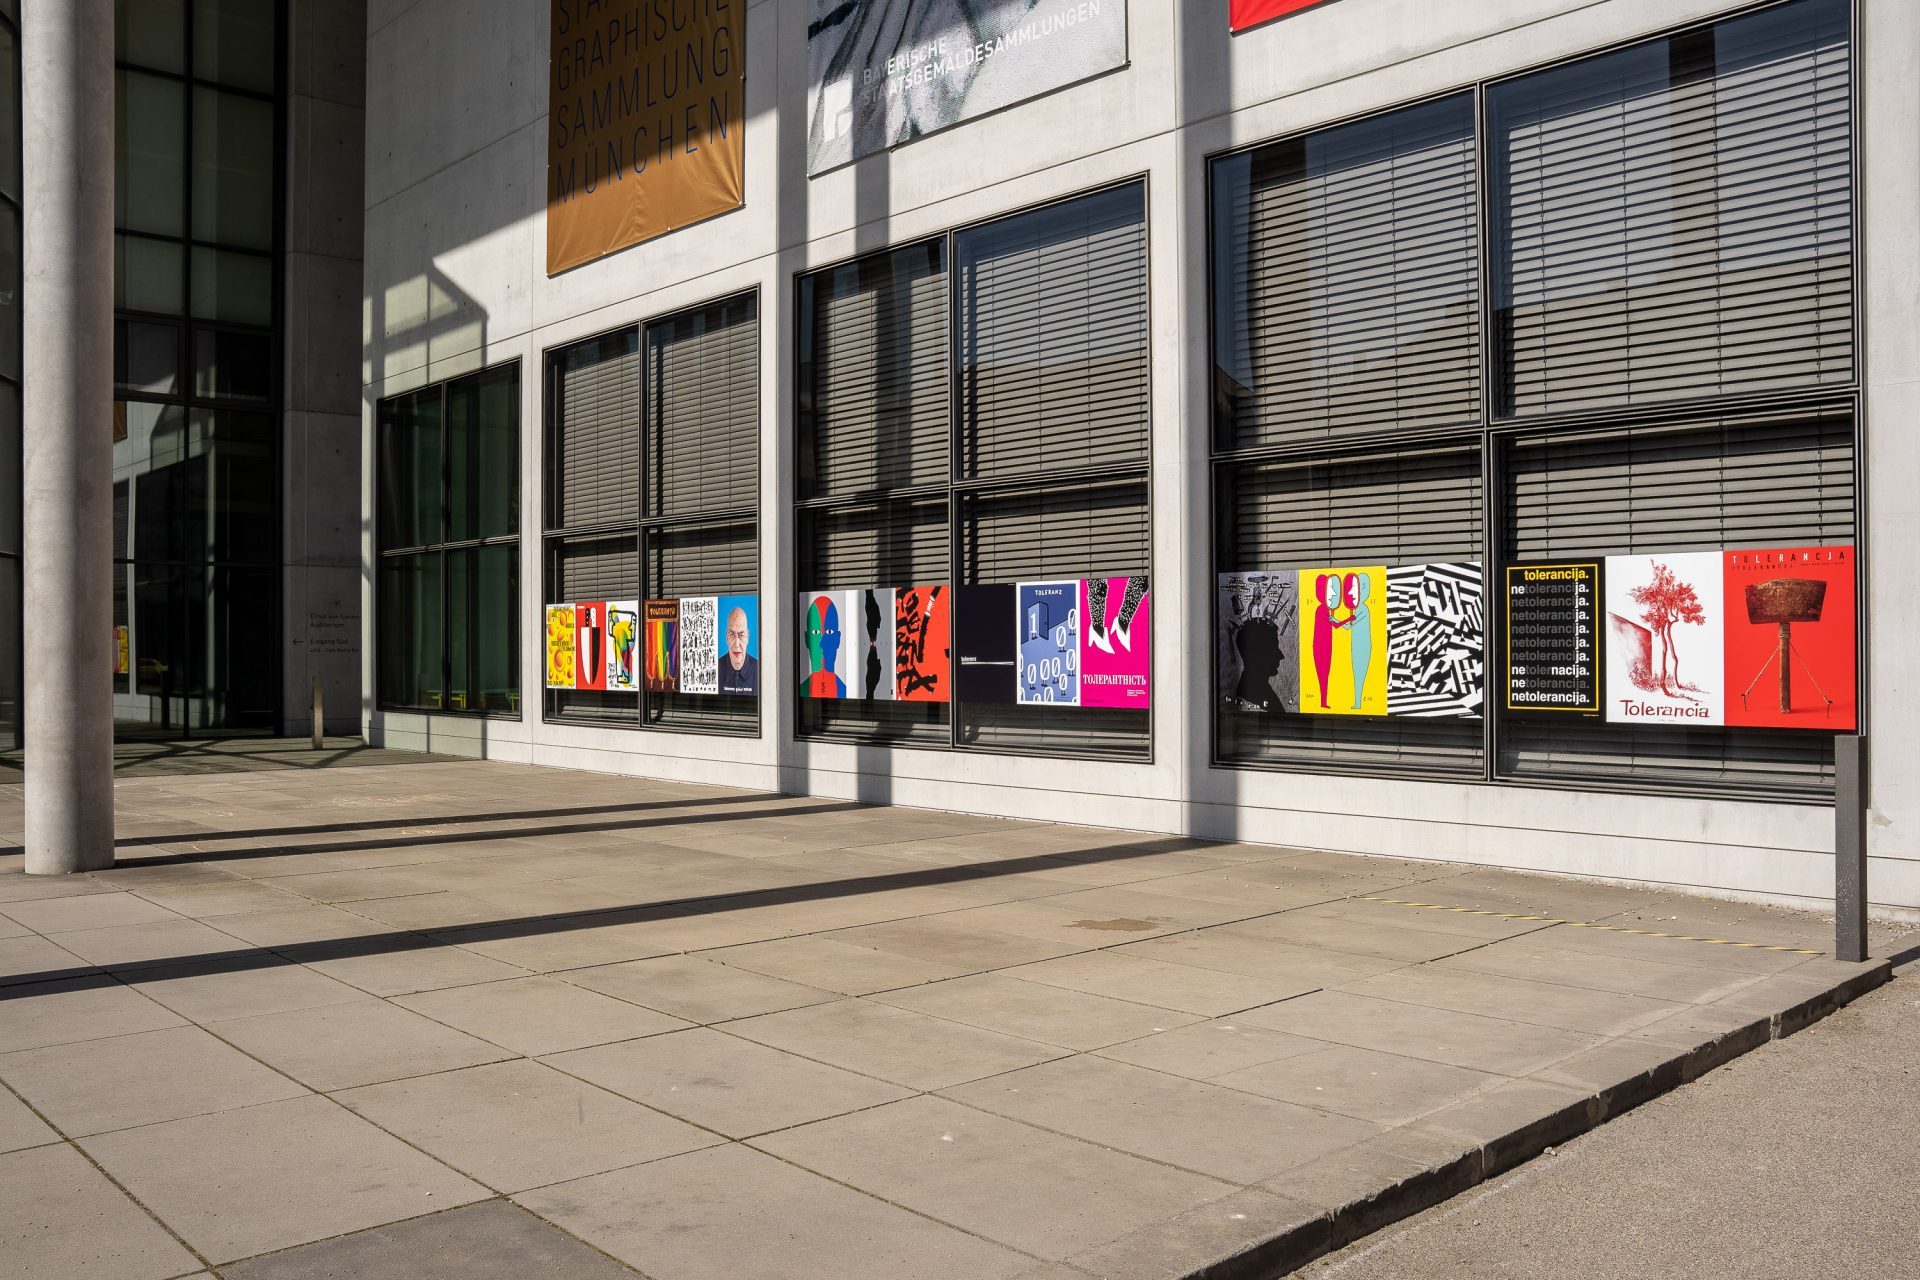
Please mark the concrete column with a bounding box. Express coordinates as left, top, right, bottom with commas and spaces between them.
21, 0, 116, 874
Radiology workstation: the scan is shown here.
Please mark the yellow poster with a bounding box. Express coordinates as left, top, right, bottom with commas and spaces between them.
545, 605, 577, 689
1297, 567, 1388, 715
115, 626, 129, 676
546, 0, 746, 275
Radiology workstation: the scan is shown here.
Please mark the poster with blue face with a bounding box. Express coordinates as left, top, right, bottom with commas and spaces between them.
1016, 580, 1079, 705
717, 595, 759, 697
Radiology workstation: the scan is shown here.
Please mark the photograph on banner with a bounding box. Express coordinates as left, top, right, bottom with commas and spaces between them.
1504, 561, 1602, 716
799, 590, 853, 699
1604, 552, 1724, 726
806, 0, 1127, 175
856, 588, 896, 701
1016, 580, 1080, 705
1386, 563, 1484, 718
644, 599, 680, 693
955, 584, 1017, 704
546, 0, 746, 273
895, 585, 951, 702
1296, 567, 1386, 715
1218, 571, 1299, 714
607, 600, 640, 692
574, 602, 609, 692
545, 605, 578, 689
1230, 0, 1338, 33
1081, 576, 1150, 708
678, 596, 721, 695
717, 594, 760, 696
1722, 546, 1856, 730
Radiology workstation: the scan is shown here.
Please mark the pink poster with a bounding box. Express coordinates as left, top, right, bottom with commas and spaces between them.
1080, 576, 1151, 708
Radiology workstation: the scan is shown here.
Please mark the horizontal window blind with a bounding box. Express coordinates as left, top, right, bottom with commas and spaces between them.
546, 533, 639, 723
550, 330, 640, 532
1492, 0, 1852, 418
800, 242, 950, 500
646, 520, 758, 733
1499, 411, 1852, 794
647, 295, 758, 520
797, 501, 951, 745
1214, 94, 1481, 451
958, 185, 1149, 479
1216, 445, 1484, 775
960, 479, 1150, 585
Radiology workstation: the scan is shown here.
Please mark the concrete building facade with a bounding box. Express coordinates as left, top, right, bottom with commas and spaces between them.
346, 0, 1917, 917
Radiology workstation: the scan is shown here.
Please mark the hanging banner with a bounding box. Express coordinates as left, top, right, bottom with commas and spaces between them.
1386, 563, 1483, 719
644, 599, 680, 693
1722, 546, 1856, 730
717, 594, 760, 696
607, 600, 640, 691
1297, 567, 1386, 716
546, 0, 746, 275
1218, 572, 1299, 714
545, 605, 578, 689
1080, 576, 1150, 708
1230, 0, 1338, 32
806, 0, 1127, 175
895, 585, 952, 703
1604, 553, 1725, 726
1504, 561, 1601, 716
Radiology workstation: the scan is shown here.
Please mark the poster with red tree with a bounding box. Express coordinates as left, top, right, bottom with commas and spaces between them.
1603, 553, 1724, 726
1722, 546, 1856, 730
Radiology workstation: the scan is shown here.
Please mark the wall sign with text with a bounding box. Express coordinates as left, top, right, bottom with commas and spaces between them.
546, 0, 746, 275
806, 0, 1127, 175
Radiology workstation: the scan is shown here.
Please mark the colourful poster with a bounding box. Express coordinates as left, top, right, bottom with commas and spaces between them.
1722, 546, 1855, 730
1387, 563, 1484, 718
115, 625, 129, 676
644, 600, 680, 694
1297, 567, 1387, 715
678, 596, 720, 695
856, 588, 896, 701
799, 590, 852, 699
1604, 552, 1724, 726
956, 584, 1017, 705
545, 604, 577, 689
1219, 572, 1299, 714
895, 584, 951, 703
717, 594, 760, 697
606, 600, 640, 691
1231, 0, 1338, 32
1080, 576, 1150, 708
1016, 580, 1079, 705
574, 602, 608, 691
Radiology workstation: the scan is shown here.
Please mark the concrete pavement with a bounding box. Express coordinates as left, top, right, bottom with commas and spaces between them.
0, 756, 1909, 1279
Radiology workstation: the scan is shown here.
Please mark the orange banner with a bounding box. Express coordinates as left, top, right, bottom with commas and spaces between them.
547, 0, 745, 276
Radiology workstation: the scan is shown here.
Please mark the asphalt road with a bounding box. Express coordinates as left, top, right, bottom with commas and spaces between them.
1296, 958, 1920, 1280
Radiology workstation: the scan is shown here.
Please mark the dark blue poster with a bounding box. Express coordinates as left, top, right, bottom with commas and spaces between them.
1016, 580, 1079, 705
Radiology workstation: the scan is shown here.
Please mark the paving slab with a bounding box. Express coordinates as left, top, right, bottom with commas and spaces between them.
0, 1024, 307, 1136
78, 1094, 487, 1263
1005, 949, 1306, 1017
49, 918, 247, 971
1096, 1018, 1329, 1081
727, 998, 1065, 1090
562, 954, 839, 1023
0, 933, 91, 986
285, 939, 527, 997
124, 958, 369, 1023
1214, 1043, 1506, 1127
0, 1084, 58, 1153
2, 892, 184, 934
394, 976, 689, 1056
214, 999, 514, 1091
516, 1142, 1032, 1280
0, 975, 186, 1052
1236, 990, 1602, 1076
872, 972, 1200, 1050
0, 1142, 200, 1280
221, 1200, 643, 1279
336, 1059, 719, 1192
711, 934, 970, 994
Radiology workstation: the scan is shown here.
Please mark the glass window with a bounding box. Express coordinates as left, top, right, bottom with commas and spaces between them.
0, 25, 17, 200
193, 327, 272, 402
115, 71, 186, 238
115, 320, 182, 397
0, 388, 17, 556
194, 0, 277, 94
378, 553, 444, 710
0, 201, 15, 381
192, 87, 275, 251
448, 367, 518, 542
190, 247, 272, 325
377, 390, 443, 551
118, 235, 186, 316
116, 0, 188, 75
198, 410, 276, 564
449, 544, 520, 714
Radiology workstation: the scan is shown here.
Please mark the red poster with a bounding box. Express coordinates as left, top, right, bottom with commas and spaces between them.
1721, 547, 1855, 730
1231, 0, 1338, 32
574, 601, 608, 692
894, 585, 951, 703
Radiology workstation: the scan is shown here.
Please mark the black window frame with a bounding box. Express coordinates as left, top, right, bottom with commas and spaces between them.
1206, 0, 1862, 804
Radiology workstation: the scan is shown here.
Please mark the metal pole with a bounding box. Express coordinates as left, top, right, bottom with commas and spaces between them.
1834, 733, 1868, 963
310, 676, 324, 751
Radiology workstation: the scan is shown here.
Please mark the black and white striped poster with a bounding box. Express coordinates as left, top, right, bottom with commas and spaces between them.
1385, 563, 1484, 718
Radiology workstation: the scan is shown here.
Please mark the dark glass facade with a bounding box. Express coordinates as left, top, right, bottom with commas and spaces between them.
0, 0, 18, 750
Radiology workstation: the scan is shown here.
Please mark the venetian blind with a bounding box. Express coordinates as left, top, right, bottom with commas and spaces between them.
1500, 411, 1852, 794
957, 184, 1149, 480
550, 330, 640, 532
801, 242, 950, 499
647, 294, 758, 520
1215, 94, 1481, 451
1217, 445, 1484, 775
1491, 0, 1853, 418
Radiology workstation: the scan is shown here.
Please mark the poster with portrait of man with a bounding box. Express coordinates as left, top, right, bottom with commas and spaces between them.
717, 595, 760, 697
